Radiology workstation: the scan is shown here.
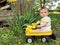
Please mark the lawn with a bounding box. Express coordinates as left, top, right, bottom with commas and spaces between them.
0, 26, 59, 45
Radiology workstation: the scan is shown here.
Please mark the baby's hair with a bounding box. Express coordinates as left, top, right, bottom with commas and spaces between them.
40, 7, 49, 11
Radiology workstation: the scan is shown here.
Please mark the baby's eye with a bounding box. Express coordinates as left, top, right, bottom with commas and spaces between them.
44, 12, 46, 13
40, 12, 43, 14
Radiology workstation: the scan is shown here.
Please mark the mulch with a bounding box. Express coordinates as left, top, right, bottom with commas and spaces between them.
58, 41, 60, 45
56, 38, 60, 45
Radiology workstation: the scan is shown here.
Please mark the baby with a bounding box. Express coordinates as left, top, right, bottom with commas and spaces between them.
35, 7, 51, 32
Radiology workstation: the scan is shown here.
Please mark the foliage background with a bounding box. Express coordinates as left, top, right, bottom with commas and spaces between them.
0, 0, 60, 45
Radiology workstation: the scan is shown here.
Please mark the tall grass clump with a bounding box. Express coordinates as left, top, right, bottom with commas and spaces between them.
8, 6, 40, 37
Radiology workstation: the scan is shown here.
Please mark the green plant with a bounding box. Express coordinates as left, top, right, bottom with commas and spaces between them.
8, 6, 40, 36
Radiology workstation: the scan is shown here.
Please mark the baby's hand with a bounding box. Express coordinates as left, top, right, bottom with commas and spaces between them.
37, 25, 41, 29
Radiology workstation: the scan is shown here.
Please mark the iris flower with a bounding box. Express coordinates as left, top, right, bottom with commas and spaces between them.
8, 0, 16, 3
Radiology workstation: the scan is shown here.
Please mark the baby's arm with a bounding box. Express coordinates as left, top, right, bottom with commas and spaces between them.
37, 22, 48, 28
37, 17, 51, 28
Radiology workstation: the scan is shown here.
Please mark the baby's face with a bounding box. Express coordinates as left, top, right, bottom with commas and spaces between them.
40, 9, 49, 17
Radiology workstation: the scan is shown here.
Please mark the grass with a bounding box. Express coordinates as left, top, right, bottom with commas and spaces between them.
0, 27, 59, 45
23, 39, 58, 45
22, 41, 58, 45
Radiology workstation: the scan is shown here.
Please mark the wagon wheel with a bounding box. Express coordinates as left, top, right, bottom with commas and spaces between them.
26, 37, 34, 43
41, 36, 50, 42
0, 0, 6, 3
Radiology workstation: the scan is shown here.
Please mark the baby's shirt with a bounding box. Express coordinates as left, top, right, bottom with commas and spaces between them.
40, 16, 51, 31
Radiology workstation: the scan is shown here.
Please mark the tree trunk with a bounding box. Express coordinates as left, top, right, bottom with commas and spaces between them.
15, 0, 34, 15
15, 0, 26, 15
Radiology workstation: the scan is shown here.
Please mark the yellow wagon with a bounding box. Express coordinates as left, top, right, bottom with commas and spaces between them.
25, 21, 53, 43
